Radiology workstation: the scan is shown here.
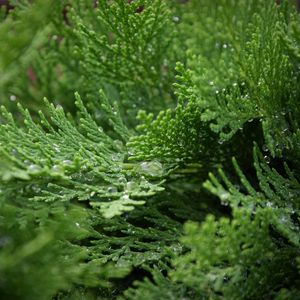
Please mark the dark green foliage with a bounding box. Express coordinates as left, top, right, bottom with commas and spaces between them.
0, 198, 129, 300
0, 0, 300, 299
70, 0, 177, 105
0, 1, 66, 111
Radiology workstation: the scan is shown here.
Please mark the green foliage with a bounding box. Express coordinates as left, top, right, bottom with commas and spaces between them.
70, 0, 176, 95
127, 62, 222, 163
0, 0, 300, 299
172, 208, 299, 299
0, 1, 65, 111
126, 148, 300, 299
170, 0, 300, 156
171, 148, 300, 299
0, 91, 167, 218
0, 198, 129, 300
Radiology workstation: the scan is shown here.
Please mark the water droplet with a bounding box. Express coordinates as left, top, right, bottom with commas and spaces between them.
262, 144, 269, 152
90, 191, 96, 197
126, 181, 138, 191
223, 44, 228, 49
219, 191, 229, 202
111, 154, 119, 161
84, 172, 94, 181
28, 164, 41, 173
233, 82, 238, 87
10, 95, 16, 102
233, 184, 240, 191
248, 118, 253, 123
11, 148, 18, 156
209, 81, 214, 86
114, 140, 123, 149
218, 139, 224, 145
53, 144, 61, 153
121, 194, 130, 201
62, 160, 72, 165
128, 150, 134, 157
51, 165, 63, 172
280, 111, 286, 116
107, 186, 118, 193
139, 160, 163, 177
118, 177, 127, 185
31, 185, 41, 193
75, 222, 80, 227
264, 155, 270, 164
147, 46, 153, 53
172, 16, 180, 22
280, 214, 288, 224
95, 111, 102, 120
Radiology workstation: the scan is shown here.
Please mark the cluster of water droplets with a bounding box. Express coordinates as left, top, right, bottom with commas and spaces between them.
214, 41, 235, 53
262, 144, 271, 164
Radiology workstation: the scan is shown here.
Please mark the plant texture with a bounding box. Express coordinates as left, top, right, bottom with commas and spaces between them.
0, 0, 300, 299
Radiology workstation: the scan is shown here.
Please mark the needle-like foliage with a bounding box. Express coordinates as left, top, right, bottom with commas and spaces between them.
0, 0, 300, 299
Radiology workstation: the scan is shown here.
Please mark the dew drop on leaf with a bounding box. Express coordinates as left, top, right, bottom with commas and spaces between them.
139, 160, 163, 177
10, 95, 16, 102
172, 16, 180, 23
107, 186, 118, 193
264, 155, 270, 164
28, 164, 41, 172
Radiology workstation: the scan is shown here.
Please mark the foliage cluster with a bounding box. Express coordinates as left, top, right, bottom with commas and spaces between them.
0, 0, 300, 299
